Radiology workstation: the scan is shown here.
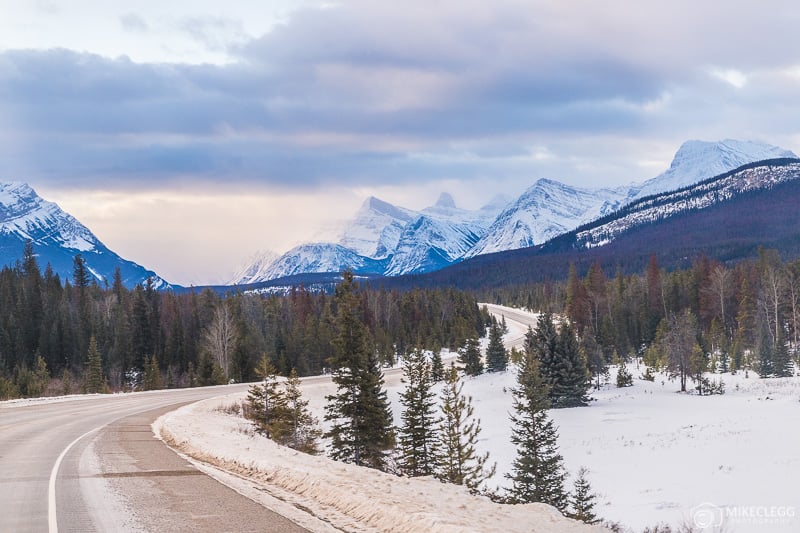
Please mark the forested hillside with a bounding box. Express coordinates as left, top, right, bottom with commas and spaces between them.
0, 243, 484, 399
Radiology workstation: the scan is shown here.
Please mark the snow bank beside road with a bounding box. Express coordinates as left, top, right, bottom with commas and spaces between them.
155, 393, 603, 533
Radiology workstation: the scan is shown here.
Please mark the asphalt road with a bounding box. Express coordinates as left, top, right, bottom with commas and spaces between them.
482, 303, 540, 349
0, 385, 309, 533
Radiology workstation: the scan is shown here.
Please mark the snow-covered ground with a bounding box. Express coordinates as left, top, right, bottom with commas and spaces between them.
157, 305, 800, 532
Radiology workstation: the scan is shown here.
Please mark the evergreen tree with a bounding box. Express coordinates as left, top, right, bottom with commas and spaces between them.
506, 352, 567, 510
399, 348, 439, 476
527, 314, 559, 401
281, 368, 321, 454
85, 335, 105, 394
568, 467, 600, 524
772, 329, 793, 378
616, 363, 633, 387
435, 365, 495, 491
756, 321, 774, 378
246, 355, 288, 439
551, 320, 589, 407
485, 319, 508, 373
143, 354, 162, 391
458, 337, 483, 376
430, 349, 445, 382
325, 272, 395, 470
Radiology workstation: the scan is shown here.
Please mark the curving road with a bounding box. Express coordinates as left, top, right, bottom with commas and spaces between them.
482, 303, 540, 350
0, 385, 309, 533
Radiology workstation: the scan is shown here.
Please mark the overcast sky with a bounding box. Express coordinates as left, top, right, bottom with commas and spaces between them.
2, 0, 800, 285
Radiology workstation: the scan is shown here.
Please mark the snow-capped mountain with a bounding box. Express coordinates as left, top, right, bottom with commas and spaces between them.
572, 159, 800, 250
227, 249, 280, 285
631, 139, 796, 200
338, 196, 417, 259
465, 179, 628, 258
0, 182, 171, 289
253, 243, 387, 280
233, 139, 797, 284
235, 192, 506, 282
468, 139, 797, 257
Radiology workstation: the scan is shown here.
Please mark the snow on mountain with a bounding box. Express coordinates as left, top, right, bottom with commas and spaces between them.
574, 159, 800, 249
384, 214, 483, 275
468, 139, 796, 258
466, 179, 627, 257
256, 243, 386, 280
631, 139, 797, 200
338, 196, 417, 259
0, 182, 171, 289
228, 249, 280, 285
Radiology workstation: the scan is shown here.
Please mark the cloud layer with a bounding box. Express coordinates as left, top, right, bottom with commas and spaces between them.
3, 0, 800, 283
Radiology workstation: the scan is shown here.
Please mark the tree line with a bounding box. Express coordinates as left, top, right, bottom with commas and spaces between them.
0, 243, 485, 399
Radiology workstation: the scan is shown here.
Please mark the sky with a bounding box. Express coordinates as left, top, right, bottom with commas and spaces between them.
2, 1, 800, 285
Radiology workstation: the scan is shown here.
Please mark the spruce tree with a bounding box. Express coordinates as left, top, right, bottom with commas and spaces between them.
325, 272, 395, 470
772, 329, 793, 378
506, 352, 567, 510
430, 349, 445, 382
551, 320, 589, 407
399, 348, 439, 476
85, 336, 105, 394
282, 368, 321, 454
435, 365, 495, 492
527, 314, 559, 400
247, 355, 288, 438
568, 467, 600, 524
143, 354, 162, 391
485, 319, 508, 373
458, 337, 483, 376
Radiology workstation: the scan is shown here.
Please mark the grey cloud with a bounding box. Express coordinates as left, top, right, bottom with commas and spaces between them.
3, 1, 800, 191
120, 13, 149, 33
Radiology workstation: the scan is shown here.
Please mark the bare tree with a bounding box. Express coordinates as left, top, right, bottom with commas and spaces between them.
202, 303, 238, 379
703, 264, 733, 333
660, 310, 699, 392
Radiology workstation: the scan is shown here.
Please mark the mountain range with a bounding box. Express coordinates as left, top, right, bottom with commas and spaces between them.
0, 138, 794, 291
232, 139, 796, 284
0, 182, 171, 289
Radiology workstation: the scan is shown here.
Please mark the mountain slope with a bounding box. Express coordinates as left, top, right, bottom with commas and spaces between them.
254, 242, 387, 280
0, 182, 171, 288
386, 159, 800, 290
468, 140, 797, 258
338, 196, 417, 259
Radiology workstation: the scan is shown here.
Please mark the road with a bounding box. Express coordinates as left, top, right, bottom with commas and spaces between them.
481, 303, 540, 350
0, 385, 309, 533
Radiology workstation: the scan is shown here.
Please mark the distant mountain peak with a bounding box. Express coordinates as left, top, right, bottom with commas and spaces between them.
435, 192, 456, 209
0, 181, 171, 289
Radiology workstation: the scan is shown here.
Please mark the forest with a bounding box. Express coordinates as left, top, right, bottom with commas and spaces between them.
0, 242, 485, 399
482, 247, 800, 382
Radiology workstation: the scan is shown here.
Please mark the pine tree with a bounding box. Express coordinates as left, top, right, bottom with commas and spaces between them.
430, 349, 445, 382
458, 337, 483, 376
143, 354, 162, 391
325, 272, 395, 470
506, 352, 567, 510
247, 355, 288, 438
772, 329, 793, 378
281, 368, 321, 454
527, 314, 559, 401
485, 319, 508, 372
85, 335, 105, 394
399, 348, 439, 476
435, 365, 495, 492
551, 320, 589, 407
569, 467, 600, 524
616, 363, 633, 387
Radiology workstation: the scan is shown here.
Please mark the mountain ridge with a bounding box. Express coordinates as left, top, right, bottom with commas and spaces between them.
231, 139, 797, 284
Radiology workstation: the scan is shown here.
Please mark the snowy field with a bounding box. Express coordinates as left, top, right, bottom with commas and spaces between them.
157, 306, 800, 533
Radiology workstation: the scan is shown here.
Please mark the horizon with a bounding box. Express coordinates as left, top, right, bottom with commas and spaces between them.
3, 1, 800, 284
